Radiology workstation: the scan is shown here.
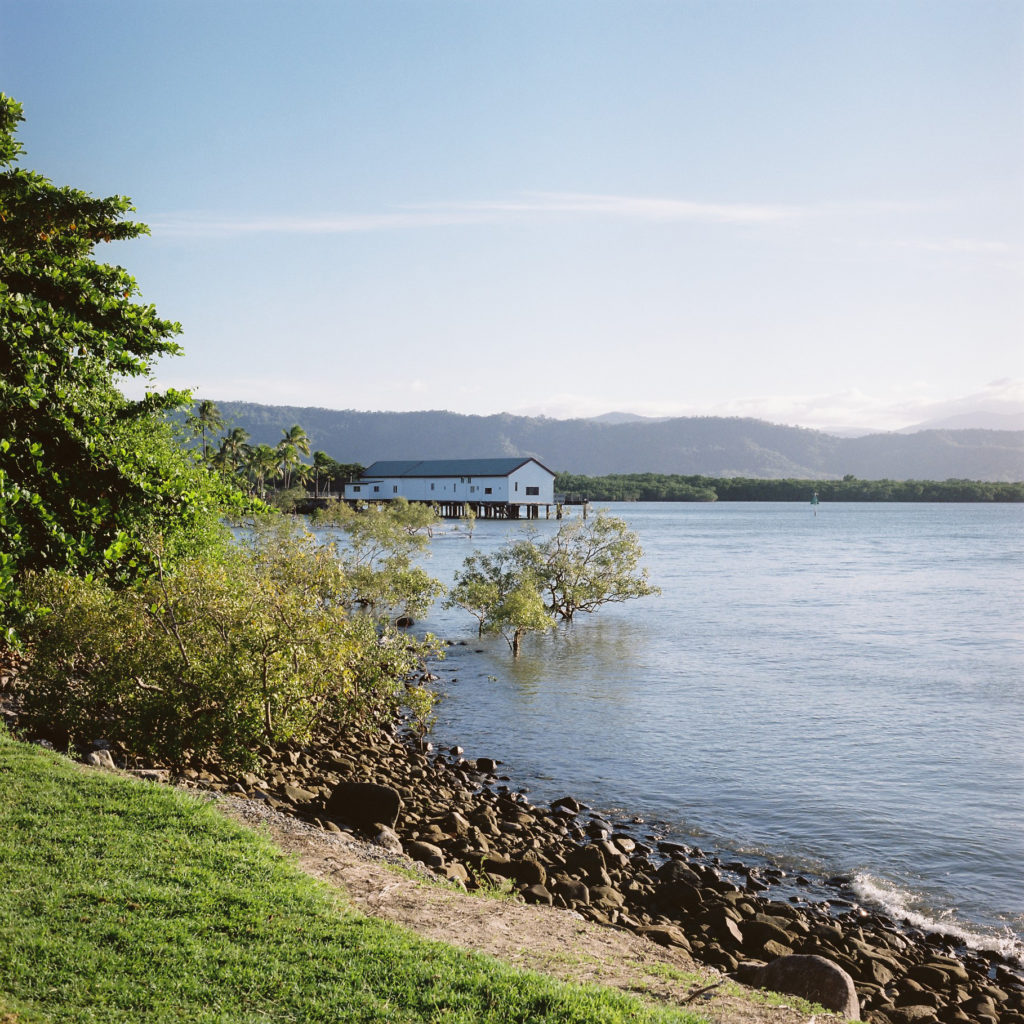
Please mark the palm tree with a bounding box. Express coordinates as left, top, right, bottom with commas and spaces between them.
213, 426, 249, 478
312, 451, 334, 498
245, 444, 280, 499
276, 424, 311, 489
188, 400, 224, 461
292, 461, 313, 492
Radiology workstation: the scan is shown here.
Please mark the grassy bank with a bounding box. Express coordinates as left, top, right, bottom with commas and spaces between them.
0, 732, 706, 1024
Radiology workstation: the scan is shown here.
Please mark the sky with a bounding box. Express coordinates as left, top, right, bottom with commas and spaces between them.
3, 0, 1023, 433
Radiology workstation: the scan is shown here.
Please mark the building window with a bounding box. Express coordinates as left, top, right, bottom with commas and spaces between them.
393, 486, 398, 494
373, 486, 379, 493
353, 486, 361, 492
515, 481, 518, 492
484, 487, 492, 495
526, 486, 540, 496
430, 483, 435, 491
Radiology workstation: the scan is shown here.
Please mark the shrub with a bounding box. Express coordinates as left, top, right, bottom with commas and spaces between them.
19, 520, 439, 769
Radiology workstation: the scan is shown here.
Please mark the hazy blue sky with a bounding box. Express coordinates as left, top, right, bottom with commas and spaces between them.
3, 0, 1022, 431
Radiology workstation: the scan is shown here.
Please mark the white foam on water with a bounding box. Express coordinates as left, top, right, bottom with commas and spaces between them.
852, 873, 1024, 966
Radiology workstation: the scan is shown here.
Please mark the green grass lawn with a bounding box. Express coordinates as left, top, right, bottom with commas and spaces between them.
0, 731, 706, 1024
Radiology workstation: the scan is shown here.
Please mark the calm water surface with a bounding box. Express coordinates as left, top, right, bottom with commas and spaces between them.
403, 502, 1024, 958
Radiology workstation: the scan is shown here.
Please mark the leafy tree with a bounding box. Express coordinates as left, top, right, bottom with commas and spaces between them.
0, 95, 240, 639
313, 498, 444, 623
19, 520, 440, 769
534, 511, 659, 622
448, 511, 657, 654
446, 548, 552, 655
491, 582, 553, 656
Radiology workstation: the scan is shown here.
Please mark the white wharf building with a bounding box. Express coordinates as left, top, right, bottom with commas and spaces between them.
343, 458, 558, 519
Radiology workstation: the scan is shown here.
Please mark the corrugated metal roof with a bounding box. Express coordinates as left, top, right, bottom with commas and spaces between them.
361, 458, 555, 478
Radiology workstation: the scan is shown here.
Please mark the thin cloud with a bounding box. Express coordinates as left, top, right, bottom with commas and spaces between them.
892, 238, 1016, 256
148, 191, 803, 238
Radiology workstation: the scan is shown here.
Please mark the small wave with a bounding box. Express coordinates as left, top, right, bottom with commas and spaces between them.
852, 873, 1024, 965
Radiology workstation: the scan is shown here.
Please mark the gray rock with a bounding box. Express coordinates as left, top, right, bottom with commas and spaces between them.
282, 784, 316, 805
83, 749, 116, 770
325, 780, 403, 831
738, 954, 860, 1020
370, 826, 403, 854
636, 925, 692, 951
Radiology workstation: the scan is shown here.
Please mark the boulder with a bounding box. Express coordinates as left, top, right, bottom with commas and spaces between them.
83, 749, 116, 770
737, 954, 860, 1020
589, 884, 625, 909
521, 884, 553, 905
654, 878, 704, 914
740, 916, 796, 956
509, 858, 547, 887
551, 796, 581, 815
370, 826, 404, 854
325, 781, 403, 832
282, 784, 316, 805
635, 925, 692, 951
656, 859, 702, 887
551, 876, 590, 906
444, 863, 470, 886
405, 840, 445, 868
884, 1008, 940, 1023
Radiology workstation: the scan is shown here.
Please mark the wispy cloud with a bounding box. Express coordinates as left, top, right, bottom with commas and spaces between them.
892, 237, 1017, 256
513, 379, 1024, 434
149, 191, 802, 238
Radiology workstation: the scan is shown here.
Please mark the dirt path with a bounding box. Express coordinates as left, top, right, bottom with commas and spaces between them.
216, 796, 840, 1024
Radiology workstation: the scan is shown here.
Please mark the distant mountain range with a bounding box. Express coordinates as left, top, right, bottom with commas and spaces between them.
209, 402, 1024, 482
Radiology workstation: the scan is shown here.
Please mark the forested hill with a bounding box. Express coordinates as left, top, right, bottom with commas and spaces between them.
210, 402, 1024, 482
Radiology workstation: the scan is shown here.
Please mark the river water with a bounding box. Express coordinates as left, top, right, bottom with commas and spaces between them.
377, 502, 1023, 960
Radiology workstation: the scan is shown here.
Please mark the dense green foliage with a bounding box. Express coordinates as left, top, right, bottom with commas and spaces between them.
0, 95, 245, 640
555, 472, 1024, 503
447, 512, 658, 655
18, 520, 440, 769
1, 99, 444, 773
0, 733, 705, 1024
312, 498, 445, 624
185, 401, 364, 501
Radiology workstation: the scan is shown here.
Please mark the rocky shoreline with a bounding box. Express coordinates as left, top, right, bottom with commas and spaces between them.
3, 662, 1022, 1024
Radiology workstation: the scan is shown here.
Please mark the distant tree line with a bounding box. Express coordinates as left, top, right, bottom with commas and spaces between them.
183, 401, 363, 508
555, 473, 1024, 503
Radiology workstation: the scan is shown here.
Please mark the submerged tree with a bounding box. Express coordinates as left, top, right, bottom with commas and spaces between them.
533, 510, 658, 622
446, 547, 553, 656
447, 510, 658, 655
313, 498, 444, 624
